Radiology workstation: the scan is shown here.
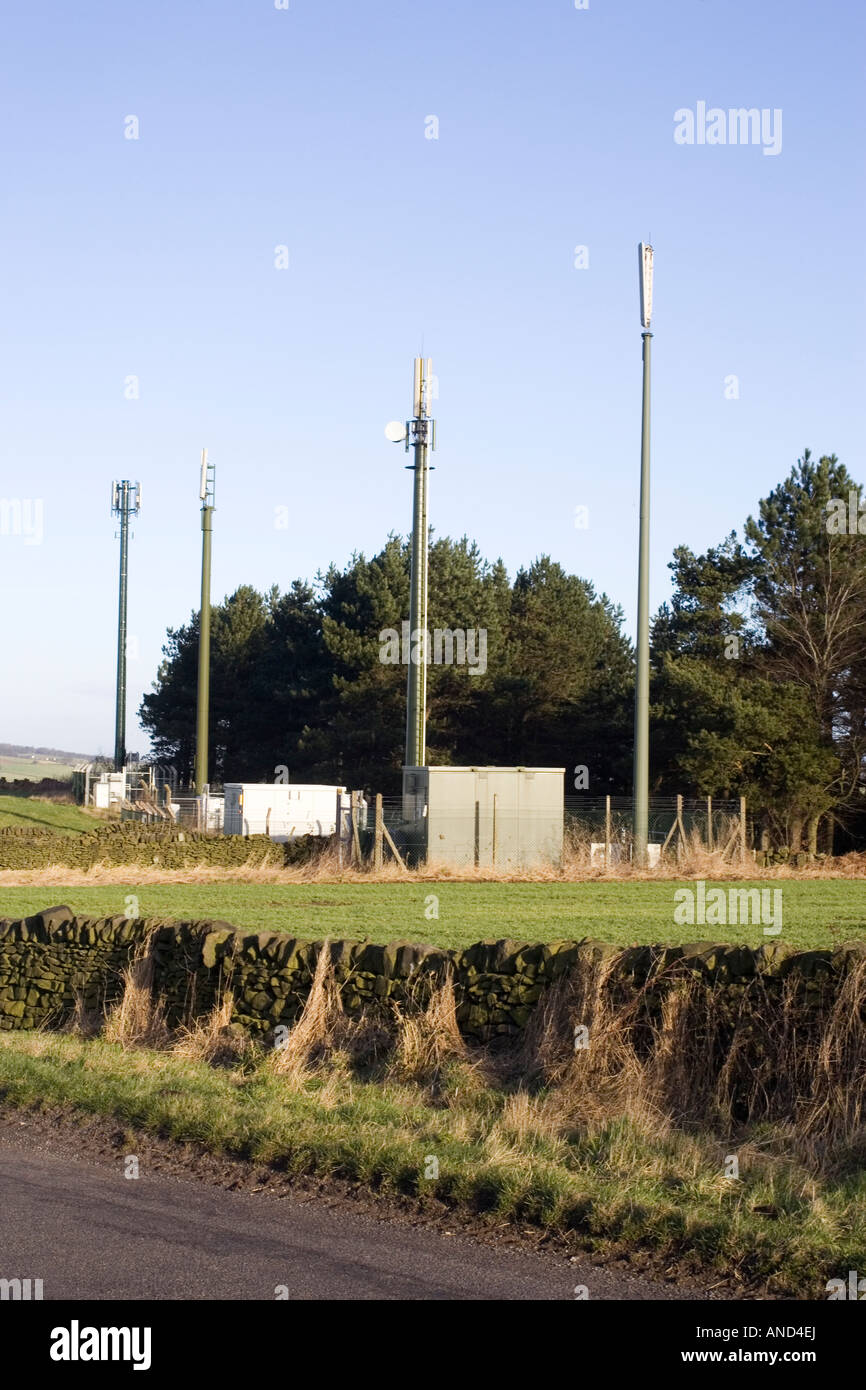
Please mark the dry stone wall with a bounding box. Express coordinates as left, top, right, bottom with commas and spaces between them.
0, 825, 317, 871
1, 906, 864, 1041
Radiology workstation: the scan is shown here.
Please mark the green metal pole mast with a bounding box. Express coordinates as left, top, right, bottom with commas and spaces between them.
403, 358, 435, 770
633, 244, 654, 867
195, 450, 215, 795
112, 479, 140, 771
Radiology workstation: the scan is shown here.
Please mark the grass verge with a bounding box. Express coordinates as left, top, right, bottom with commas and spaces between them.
0, 1021, 862, 1297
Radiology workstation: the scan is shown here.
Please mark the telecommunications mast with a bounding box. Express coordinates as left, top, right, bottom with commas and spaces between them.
111, 480, 141, 771
195, 449, 215, 795
633, 244, 654, 868
385, 356, 436, 774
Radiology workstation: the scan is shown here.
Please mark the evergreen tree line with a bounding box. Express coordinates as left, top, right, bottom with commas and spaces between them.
139, 452, 866, 852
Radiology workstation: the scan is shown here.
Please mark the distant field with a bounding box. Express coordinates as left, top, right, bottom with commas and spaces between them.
0, 756, 75, 782
0, 796, 95, 835
0, 880, 864, 951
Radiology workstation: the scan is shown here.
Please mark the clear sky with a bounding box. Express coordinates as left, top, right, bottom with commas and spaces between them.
1, 0, 863, 756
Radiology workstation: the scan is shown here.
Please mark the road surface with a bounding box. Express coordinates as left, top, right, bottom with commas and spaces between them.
0, 1135, 702, 1301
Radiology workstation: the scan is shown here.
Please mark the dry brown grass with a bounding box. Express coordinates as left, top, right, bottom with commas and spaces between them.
58, 992, 103, 1039
5, 848, 866, 887
266, 942, 346, 1078
171, 991, 251, 1067
258, 952, 469, 1088
793, 956, 866, 1160
389, 973, 467, 1085
102, 937, 169, 1051
499, 1087, 562, 1145
499, 946, 866, 1173
512, 952, 657, 1135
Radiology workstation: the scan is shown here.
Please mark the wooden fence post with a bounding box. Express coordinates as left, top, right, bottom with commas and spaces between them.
374, 793, 383, 871
660, 813, 678, 859
706, 795, 713, 853
350, 791, 362, 866
382, 822, 407, 870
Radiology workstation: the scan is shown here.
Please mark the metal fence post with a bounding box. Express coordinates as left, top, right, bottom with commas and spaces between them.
739, 795, 747, 864
604, 795, 611, 870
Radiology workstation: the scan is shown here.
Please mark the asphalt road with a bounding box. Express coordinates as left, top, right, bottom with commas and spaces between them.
0, 1141, 701, 1301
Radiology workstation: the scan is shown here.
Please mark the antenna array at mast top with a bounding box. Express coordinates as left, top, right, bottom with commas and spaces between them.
199, 448, 215, 507
413, 357, 433, 419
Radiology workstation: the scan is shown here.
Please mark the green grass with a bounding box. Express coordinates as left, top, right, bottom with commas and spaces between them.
0, 1030, 862, 1296
1, 880, 864, 951
0, 756, 75, 782
0, 795, 97, 835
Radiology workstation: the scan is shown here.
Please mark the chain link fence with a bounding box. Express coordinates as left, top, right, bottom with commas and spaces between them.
565, 795, 746, 864
113, 778, 749, 870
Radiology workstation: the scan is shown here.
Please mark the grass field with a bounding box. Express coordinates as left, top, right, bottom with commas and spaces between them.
1, 879, 864, 950
0, 795, 96, 835
0, 756, 75, 782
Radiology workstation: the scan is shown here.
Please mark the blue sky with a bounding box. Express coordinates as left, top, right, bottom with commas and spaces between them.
1, 0, 863, 755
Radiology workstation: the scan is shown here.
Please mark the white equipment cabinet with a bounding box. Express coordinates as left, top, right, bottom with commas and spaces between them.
223, 784, 347, 841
